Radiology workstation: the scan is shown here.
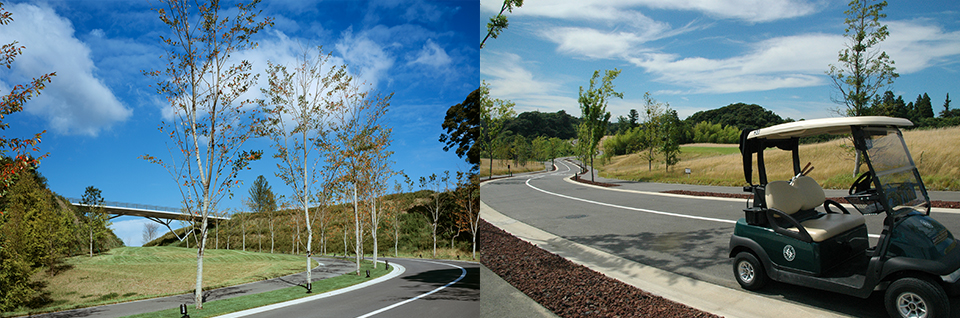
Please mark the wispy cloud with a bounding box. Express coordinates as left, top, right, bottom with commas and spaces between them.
629, 33, 842, 94
481, 0, 821, 23
480, 51, 576, 112
0, 3, 131, 136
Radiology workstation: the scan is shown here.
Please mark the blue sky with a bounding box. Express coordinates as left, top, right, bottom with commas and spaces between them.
480, 0, 960, 122
1, 0, 478, 246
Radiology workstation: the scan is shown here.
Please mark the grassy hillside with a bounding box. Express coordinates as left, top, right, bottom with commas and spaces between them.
145, 189, 478, 260
15, 246, 314, 316
598, 126, 960, 191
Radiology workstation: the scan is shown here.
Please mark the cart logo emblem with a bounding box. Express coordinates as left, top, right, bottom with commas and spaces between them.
783, 245, 796, 262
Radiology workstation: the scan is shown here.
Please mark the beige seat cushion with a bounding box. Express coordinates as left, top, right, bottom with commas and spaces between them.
765, 181, 803, 214
793, 176, 826, 210
788, 214, 865, 242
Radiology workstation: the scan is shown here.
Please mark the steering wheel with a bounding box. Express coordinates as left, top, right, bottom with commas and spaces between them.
849, 172, 873, 195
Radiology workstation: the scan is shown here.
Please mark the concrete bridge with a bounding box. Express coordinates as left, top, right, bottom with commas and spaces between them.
67, 198, 230, 241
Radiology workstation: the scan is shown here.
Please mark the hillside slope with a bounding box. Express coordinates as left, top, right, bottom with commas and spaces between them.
599, 126, 960, 191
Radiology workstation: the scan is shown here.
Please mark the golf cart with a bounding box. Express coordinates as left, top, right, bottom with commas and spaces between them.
728, 116, 960, 318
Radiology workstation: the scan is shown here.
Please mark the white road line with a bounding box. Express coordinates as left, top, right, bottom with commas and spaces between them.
214, 261, 405, 318
355, 259, 467, 318
525, 175, 738, 224
529, 160, 884, 239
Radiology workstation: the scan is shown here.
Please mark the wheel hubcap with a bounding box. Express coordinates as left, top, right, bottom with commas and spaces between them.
738, 260, 754, 283
896, 292, 927, 318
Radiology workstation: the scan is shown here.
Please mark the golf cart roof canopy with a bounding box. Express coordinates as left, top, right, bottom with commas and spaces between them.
740, 116, 913, 186
747, 116, 913, 140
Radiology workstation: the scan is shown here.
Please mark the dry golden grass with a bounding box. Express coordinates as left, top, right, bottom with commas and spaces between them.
479, 158, 547, 177
598, 126, 960, 191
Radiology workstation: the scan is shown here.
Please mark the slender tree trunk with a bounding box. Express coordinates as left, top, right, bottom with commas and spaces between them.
353, 183, 361, 275
371, 198, 378, 268
242, 221, 246, 251
89, 228, 93, 257
489, 152, 494, 179
194, 216, 209, 309
394, 216, 399, 257
303, 169, 312, 290
270, 220, 274, 253
590, 154, 595, 182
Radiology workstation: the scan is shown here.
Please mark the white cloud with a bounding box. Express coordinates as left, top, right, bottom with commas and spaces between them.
622, 19, 960, 94
0, 3, 131, 136
627, 33, 842, 94
409, 39, 452, 68
884, 20, 960, 74
480, 51, 577, 112
336, 27, 395, 89
541, 27, 657, 60
481, 0, 820, 24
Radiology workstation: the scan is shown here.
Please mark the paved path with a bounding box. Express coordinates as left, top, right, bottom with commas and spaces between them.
35, 257, 354, 318
480, 158, 960, 317
234, 258, 479, 318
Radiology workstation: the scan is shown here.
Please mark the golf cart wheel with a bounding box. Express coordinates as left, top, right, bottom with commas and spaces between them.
884, 277, 949, 318
733, 252, 766, 290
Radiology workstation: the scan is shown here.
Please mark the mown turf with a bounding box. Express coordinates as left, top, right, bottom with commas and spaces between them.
123, 260, 389, 318
12, 247, 317, 317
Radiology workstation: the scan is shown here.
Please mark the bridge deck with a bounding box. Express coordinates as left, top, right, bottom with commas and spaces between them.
67, 198, 230, 223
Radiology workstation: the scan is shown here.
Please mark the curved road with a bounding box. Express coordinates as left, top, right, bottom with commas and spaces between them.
237, 258, 479, 318
481, 158, 960, 317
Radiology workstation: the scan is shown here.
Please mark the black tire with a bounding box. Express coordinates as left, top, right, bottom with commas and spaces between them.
884, 277, 950, 318
733, 251, 767, 290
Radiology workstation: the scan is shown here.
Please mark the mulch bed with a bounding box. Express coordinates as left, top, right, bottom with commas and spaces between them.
662, 190, 960, 209
480, 219, 721, 318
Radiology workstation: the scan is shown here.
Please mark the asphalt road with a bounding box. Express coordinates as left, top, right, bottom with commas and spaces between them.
238, 258, 479, 318
481, 158, 960, 317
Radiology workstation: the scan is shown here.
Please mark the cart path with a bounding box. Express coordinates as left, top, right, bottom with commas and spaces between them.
481, 159, 960, 318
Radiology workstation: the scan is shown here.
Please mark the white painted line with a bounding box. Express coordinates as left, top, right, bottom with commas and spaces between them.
214, 261, 405, 318
355, 259, 467, 318
528, 160, 885, 239
525, 174, 738, 225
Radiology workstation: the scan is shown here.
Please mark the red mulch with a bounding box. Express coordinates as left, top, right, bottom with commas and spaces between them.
480, 219, 721, 318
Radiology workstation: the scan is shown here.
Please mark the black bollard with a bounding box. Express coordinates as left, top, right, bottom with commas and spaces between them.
180, 304, 189, 318
366, 269, 370, 278
385, 260, 389, 270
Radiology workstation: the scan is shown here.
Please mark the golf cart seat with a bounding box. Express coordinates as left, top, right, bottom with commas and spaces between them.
765, 176, 865, 242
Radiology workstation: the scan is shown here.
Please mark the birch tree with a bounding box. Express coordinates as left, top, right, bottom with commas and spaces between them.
420, 171, 449, 258
455, 171, 480, 259
141, 0, 270, 308
260, 47, 346, 291
364, 128, 393, 268
330, 74, 392, 275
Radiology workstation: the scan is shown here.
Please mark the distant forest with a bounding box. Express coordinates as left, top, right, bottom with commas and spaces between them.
501, 91, 957, 142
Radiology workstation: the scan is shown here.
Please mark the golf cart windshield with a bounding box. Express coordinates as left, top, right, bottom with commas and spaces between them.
859, 127, 930, 216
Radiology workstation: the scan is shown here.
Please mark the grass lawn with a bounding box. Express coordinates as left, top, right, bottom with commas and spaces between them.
11, 246, 317, 316
124, 260, 389, 318
598, 127, 960, 191
479, 158, 548, 177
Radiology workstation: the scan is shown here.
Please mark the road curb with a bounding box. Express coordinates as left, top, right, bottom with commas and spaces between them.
480, 200, 848, 318
213, 260, 405, 318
